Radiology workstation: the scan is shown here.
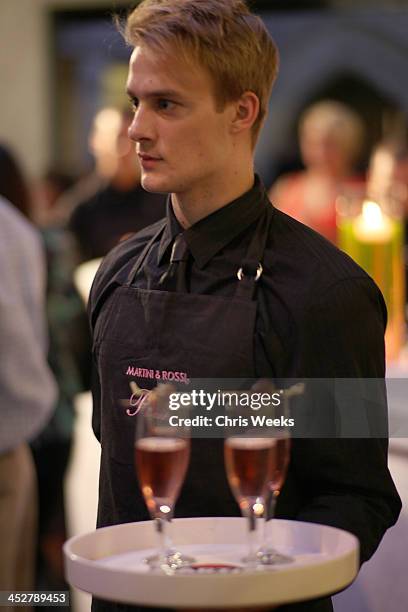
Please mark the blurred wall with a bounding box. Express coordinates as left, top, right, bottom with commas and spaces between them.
255, 9, 408, 186
0, 0, 115, 181
1, 1, 407, 183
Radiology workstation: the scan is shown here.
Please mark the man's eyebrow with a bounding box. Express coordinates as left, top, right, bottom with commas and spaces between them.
126, 89, 183, 100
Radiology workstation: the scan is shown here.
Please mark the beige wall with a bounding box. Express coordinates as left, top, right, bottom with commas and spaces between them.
0, 0, 116, 181
0, 0, 48, 179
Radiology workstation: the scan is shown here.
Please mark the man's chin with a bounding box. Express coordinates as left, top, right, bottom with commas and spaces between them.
140, 173, 169, 194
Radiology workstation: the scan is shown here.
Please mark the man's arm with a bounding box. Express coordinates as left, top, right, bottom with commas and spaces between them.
292, 277, 401, 563
292, 438, 399, 563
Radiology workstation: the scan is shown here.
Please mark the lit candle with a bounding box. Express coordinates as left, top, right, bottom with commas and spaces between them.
338, 198, 405, 361
353, 200, 393, 243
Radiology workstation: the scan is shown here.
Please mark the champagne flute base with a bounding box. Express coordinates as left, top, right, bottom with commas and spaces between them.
241, 553, 261, 568
144, 551, 195, 570
256, 548, 293, 566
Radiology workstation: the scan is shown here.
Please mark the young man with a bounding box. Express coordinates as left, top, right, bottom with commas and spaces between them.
89, 1, 401, 611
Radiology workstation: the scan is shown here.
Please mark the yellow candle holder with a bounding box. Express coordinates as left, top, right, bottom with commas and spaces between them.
337, 192, 405, 362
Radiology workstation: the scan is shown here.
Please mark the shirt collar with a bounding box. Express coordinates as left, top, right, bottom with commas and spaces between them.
157, 175, 270, 268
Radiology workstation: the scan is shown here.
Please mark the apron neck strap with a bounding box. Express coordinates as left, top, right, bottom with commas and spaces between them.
125, 223, 166, 286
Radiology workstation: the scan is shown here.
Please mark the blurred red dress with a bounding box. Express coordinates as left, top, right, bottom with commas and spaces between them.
270, 172, 365, 244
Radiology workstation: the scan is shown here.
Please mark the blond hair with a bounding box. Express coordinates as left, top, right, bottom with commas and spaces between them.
300, 100, 365, 163
123, 0, 279, 143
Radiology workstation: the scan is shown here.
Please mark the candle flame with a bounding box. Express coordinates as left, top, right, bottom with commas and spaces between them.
353, 199, 393, 243
361, 200, 385, 231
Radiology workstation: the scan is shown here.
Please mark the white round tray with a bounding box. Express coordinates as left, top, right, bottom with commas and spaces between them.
64, 517, 359, 609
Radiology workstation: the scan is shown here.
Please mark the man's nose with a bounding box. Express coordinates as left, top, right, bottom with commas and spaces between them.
128, 106, 153, 143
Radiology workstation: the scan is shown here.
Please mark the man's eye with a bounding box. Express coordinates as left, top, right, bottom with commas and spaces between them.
157, 99, 175, 111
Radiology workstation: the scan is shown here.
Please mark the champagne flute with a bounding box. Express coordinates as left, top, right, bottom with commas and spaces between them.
224, 434, 277, 566
256, 385, 303, 565
134, 385, 195, 570
256, 430, 292, 565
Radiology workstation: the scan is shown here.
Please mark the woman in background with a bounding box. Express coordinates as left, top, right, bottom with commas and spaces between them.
269, 100, 365, 244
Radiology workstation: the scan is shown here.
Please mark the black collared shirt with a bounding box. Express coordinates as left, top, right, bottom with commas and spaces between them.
89, 175, 401, 567
91, 175, 389, 380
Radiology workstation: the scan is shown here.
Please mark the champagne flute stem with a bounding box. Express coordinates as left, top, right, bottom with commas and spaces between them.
247, 514, 256, 564
155, 515, 173, 561
263, 490, 278, 549
246, 508, 261, 565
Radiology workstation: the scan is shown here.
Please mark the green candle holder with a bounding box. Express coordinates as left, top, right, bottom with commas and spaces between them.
337, 192, 405, 362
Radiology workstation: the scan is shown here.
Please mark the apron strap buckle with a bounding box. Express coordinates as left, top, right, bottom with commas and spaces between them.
237, 261, 263, 282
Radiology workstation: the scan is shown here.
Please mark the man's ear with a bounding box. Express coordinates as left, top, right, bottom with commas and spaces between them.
230, 91, 260, 136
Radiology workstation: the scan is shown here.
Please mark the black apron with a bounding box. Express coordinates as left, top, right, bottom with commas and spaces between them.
92, 205, 333, 612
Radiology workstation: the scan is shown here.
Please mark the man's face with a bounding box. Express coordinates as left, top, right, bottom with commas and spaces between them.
126, 44, 236, 198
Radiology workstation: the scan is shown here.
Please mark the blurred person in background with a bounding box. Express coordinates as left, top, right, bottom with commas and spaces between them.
50, 107, 124, 227
269, 100, 365, 244
366, 138, 408, 317
366, 138, 408, 211
68, 107, 167, 263
393, 144, 408, 209
35, 168, 75, 226
0, 143, 89, 594
0, 188, 56, 606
